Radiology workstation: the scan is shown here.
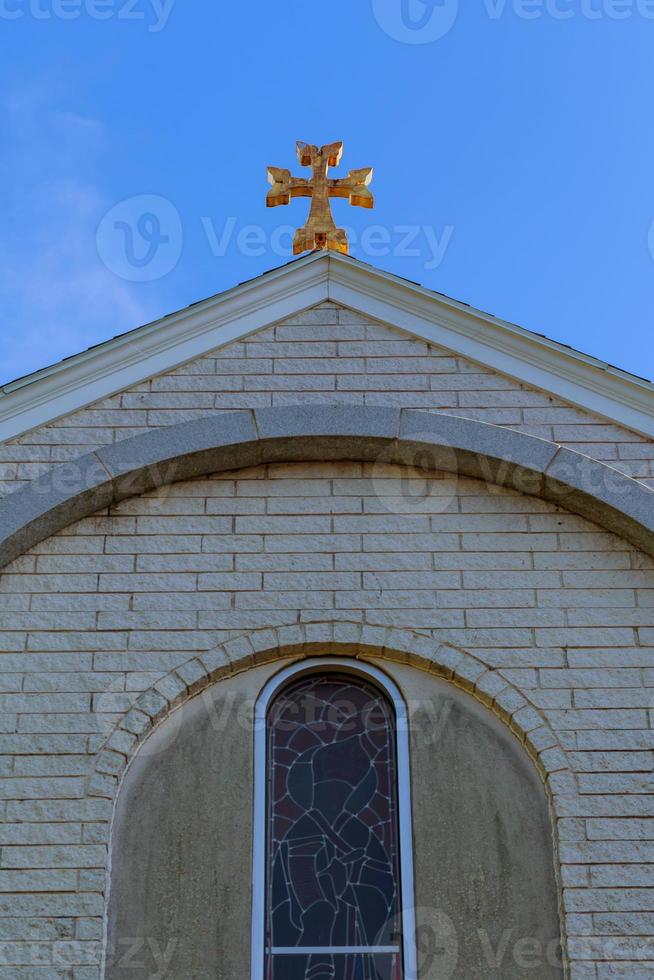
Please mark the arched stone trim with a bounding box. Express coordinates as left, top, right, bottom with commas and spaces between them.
0, 406, 653, 569
99, 622, 573, 980
86, 621, 574, 804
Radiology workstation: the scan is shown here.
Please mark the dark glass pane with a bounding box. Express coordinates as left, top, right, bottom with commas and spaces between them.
265, 674, 404, 978
269, 952, 403, 980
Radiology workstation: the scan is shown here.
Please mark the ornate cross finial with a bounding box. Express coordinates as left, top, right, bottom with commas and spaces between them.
267, 141, 374, 255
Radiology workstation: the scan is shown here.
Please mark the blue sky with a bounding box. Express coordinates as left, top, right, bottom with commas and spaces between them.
1, 0, 653, 386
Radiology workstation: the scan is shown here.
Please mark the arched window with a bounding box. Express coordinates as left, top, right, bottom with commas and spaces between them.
251, 659, 416, 980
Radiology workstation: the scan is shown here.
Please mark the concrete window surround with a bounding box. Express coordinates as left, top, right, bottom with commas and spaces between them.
0, 405, 653, 571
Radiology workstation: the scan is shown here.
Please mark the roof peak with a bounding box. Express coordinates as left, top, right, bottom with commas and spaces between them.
1, 254, 653, 443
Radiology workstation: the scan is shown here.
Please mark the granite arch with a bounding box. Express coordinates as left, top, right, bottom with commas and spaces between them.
0, 405, 652, 570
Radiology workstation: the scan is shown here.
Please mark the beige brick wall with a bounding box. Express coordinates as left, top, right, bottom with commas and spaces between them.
1, 302, 653, 496
0, 462, 652, 977
1, 301, 654, 978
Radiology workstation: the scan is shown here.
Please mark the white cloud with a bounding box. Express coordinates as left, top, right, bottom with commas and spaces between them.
0, 81, 159, 385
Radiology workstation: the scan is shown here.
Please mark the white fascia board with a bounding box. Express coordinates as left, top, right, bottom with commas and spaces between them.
1, 250, 653, 444
0, 254, 330, 442
326, 255, 654, 440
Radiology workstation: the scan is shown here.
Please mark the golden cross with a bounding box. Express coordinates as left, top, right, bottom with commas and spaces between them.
267, 141, 374, 255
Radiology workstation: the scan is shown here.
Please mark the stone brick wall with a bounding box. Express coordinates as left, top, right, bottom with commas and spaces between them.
1, 302, 653, 496
0, 462, 653, 977
1, 301, 654, 979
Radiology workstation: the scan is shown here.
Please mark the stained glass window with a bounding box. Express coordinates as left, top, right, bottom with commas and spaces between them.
264, 673, 404, 980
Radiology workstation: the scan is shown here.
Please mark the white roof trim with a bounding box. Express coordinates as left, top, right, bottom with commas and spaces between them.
327, 257, 654, 438
1, 251, 653, 443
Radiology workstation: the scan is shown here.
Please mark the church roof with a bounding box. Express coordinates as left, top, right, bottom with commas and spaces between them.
2, 251, 654, 442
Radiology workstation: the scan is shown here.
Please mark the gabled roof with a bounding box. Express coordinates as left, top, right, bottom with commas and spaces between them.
2, 251, 654, 442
